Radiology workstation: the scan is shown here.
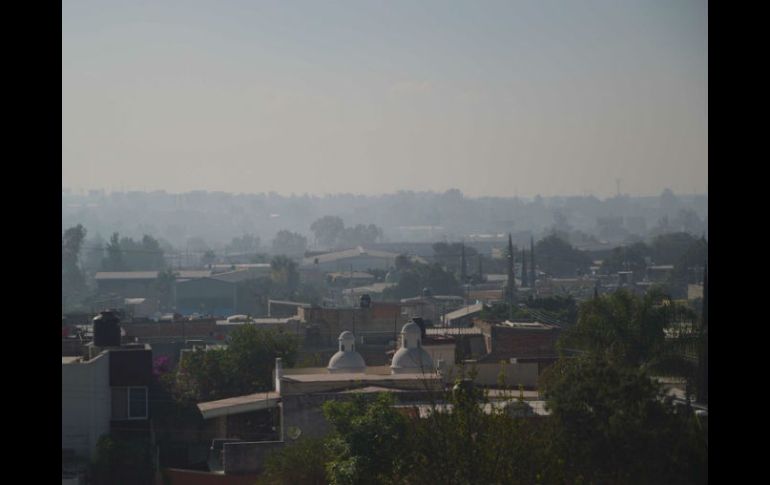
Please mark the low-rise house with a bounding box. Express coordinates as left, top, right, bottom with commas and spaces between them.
191, 322, 544, 476
95, 270, 211, 299
195, 324, 442, 475
301, 246, 427, 272
473, 319, 562, 374
400, 294, 465, 326
442, 302, 485, 327
62, 311, 154, 478
298, 301, 406, 349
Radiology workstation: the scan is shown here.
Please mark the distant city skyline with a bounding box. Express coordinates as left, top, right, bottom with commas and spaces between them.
61, 185, 707, 200
63, 1, 707, 199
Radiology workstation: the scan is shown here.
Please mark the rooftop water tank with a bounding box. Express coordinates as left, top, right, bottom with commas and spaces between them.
93, 310, 121, 347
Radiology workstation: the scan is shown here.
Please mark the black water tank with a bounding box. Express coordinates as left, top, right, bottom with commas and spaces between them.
93, 310, 121, 347
360, 294, 371, 308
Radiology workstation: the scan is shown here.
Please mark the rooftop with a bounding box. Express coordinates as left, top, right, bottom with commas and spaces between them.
210, 267, 270, 284
442, 303, 485, 323
95, 270, 212, 280
328, 271, 375, 279
500, 321, 558, 330
342, 282, 396, 295
426, 327, 483, 336
197, 391, 280, 419
303, 246, 401, 266
281, 372, 440, 383
216, 317, 296, 326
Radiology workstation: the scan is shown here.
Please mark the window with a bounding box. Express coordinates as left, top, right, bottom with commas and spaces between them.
112, 386, 148, 420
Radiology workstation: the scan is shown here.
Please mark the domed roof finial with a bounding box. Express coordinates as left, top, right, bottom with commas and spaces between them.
391, 319, 434, 374
328, 331, 366, 374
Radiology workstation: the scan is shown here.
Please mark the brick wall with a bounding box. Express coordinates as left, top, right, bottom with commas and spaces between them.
489, 326, 560, 359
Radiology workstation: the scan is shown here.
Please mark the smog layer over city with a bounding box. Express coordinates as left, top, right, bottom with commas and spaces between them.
62, 2, 708, 484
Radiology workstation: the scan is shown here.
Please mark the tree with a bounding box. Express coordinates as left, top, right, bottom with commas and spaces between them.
62, 224, 88, 309
540, 356, 707, 484
174, 326, 298, 402
82, 233, 106, 276
651, 232, 699, 265
601, 241, 650, 276
559, 287, 702, 399
536, 234, 592, 277
382, 262, 462, 300
227, 324, 299, 393
271, 255, 300, 300
102, 232, 124, 271
323, 393, 409, 485
258, 437, 330, 485
91, 434, 155, 485
152, 268, 178, 312
138, 234, 165, 270
504, 234, 517, 304
669, 237, 707, 291
103, 233, 165, 271
432, 242, 478, 275
394, 254, 412, 271
201, 250, 216, 267
225, 233, 261, 255
272, 230, 307, 257
310, 216, 346, 248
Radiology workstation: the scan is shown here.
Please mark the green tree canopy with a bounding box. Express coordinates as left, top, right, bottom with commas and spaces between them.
225, 233, 261, 255
102, 232, 124, 271
271, 230, 307, 257
323, 394, 409, 485
536, 234, 592, 277
382, 262, 461, 300
651, 232, 699, 265
601, 241, 651, 275
311, 216, 346, 248
174, 326, 298, 402
541, 356, 707, 484
62, 224, 88, 309
270, 255, 300, 300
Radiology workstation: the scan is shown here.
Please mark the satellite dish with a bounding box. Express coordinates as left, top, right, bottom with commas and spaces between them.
287, 426, 302, 440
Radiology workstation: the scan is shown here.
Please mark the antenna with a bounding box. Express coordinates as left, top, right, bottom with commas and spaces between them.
615, 178, 621, 197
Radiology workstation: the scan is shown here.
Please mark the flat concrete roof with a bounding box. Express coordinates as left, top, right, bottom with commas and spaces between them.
197, 391, 280, 419
339, 386, 408, 394
281, 372, 439, 383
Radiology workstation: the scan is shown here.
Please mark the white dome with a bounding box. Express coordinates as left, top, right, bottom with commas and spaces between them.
391, 347, 434, 374
391, 320, 433, 374
401, 321, 422, 337
328, 351, 366, 373
328, 331, 366, 374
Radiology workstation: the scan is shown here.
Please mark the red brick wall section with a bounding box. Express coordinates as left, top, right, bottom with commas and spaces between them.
490, 326, 561, 359
371, 302, 401, 319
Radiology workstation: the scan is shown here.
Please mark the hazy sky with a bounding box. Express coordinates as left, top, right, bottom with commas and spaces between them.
62, 0, 707, 198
